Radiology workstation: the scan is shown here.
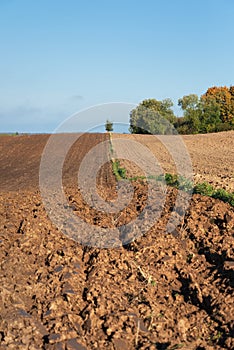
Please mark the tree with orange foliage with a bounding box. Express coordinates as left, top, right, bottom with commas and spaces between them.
201, 86, 233, 124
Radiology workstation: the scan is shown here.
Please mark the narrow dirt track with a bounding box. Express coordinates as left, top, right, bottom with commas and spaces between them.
0, 132, 233, 349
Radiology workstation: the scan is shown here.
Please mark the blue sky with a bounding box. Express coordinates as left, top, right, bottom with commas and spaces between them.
0, 0, 234, 132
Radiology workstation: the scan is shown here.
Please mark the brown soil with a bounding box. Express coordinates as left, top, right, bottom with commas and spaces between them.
0, 132, 233, 349
113, 131, 234, 192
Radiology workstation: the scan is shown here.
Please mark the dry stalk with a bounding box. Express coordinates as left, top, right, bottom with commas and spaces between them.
135, 318, 140, 347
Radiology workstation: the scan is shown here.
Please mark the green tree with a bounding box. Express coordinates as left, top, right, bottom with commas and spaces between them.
105, 119, 113, 132
177, 94, 202, 133
199, 96, 222, 133
129, 98, 176, 134
178, 94, 199, 111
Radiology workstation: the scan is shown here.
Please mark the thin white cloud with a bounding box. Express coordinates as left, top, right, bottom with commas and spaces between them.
70, 95, 84, 101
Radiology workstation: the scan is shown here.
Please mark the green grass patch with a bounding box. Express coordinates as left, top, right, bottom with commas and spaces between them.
112, 159, 127, 180
193, 181, 234, 206
108, 134, 233, 207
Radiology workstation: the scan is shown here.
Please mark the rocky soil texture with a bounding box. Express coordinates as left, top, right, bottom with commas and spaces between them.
0, 132, 233, 349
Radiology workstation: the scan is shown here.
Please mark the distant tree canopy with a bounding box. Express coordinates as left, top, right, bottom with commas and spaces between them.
105, 119, 113, 132
176, 86, 234, 134
129, 86, 234, 135
202, 86, 234, 123
129, 98, 176, 135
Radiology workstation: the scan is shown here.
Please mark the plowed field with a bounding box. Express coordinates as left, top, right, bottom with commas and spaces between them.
0, 132, 233, 349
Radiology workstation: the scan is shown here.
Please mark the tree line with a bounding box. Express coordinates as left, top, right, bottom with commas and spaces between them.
129, 86, 234, 134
